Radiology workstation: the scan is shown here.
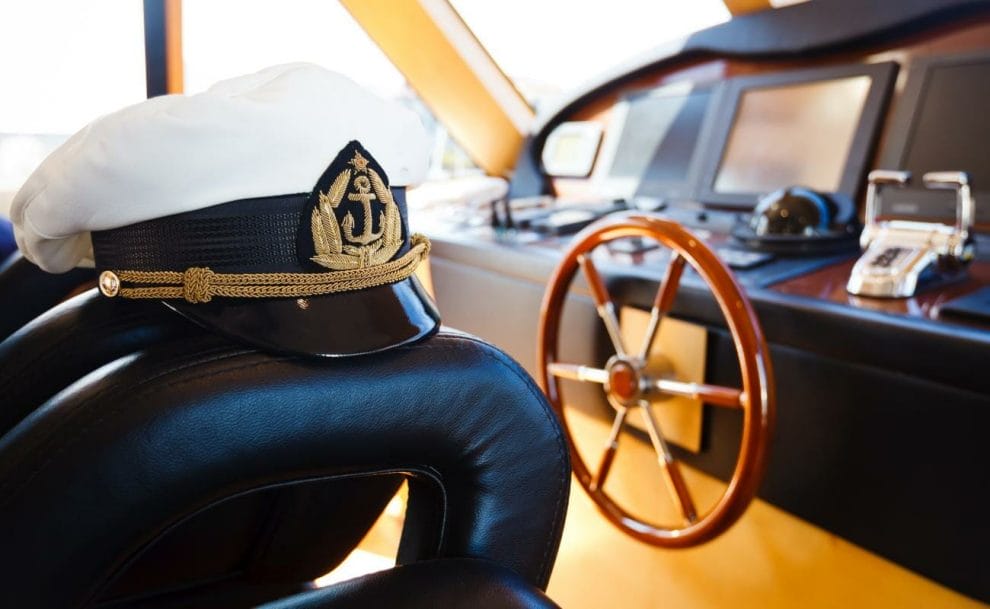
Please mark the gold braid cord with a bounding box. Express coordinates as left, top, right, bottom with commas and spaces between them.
105, 234, 431, 304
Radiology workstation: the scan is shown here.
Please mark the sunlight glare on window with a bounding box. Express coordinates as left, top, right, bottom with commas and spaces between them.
0, 0, 145, 212
449, 0, 730, 110
182, 0, 406, 98
183, 0, 478, 179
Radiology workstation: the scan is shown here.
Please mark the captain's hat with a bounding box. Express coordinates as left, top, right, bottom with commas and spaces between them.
11, 63, 440, 356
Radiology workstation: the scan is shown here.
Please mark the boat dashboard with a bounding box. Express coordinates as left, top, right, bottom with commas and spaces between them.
419, 0, 990, 602
514, 16, 990, 330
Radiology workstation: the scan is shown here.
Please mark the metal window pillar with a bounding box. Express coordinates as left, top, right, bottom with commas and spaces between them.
723, 0, 774, 16
341, 0, 534, 176
143, 0, 183, 97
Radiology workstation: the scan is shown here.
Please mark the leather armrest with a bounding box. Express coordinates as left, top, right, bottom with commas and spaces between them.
0, 253, 95, 342
258, 558, 561, 609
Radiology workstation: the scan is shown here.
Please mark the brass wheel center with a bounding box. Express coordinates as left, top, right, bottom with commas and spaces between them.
606, 358, 643, 404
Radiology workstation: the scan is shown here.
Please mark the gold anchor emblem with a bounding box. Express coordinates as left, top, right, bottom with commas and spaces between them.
311, 150, 402, 270
343, 175, 384, 245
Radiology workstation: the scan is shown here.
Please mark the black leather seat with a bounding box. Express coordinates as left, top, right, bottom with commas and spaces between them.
0, 293, 404, 606
259, 559, 560, 609
0, 297, 569, 608
0, 291, 198, 434
0, 252, 95, 342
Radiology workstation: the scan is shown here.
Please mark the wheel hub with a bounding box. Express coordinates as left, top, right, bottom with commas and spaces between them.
606, 356, 644, 405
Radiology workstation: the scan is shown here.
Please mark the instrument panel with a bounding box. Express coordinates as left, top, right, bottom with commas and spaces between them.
525, 21, 990, 324
539, 23, 990, 226
546, 61, 896, 210
425, 7, 990, 603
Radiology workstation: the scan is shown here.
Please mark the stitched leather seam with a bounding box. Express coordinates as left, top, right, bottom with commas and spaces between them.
97, 468, 442, 606
396, 467, 448, 562
239, 482, 290, 575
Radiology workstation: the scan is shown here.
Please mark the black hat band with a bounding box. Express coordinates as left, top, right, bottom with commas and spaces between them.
91, 141, 430, 303
91, 193, 429, 303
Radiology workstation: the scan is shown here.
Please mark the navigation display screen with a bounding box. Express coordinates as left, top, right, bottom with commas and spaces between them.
890, 60, 990, 223
713, 76, 872, 194
599, 85, 713, 198
609, 89, 711, 182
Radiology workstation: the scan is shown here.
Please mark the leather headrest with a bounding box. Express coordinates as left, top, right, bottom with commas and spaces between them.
0, 330, 570, 608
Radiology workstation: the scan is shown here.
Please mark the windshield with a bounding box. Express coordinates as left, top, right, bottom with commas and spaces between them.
0, 0, 484, 219
183, 0, 405, 98
449, 0, 730, 111
0, 0, 732, 216
183, 0, 479, 180
0, 1, 146, 213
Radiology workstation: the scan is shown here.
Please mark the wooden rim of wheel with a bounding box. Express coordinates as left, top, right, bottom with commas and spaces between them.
537, 212, 775, 547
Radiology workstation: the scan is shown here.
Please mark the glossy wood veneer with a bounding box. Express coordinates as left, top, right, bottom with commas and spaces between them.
772, 259, 990, 327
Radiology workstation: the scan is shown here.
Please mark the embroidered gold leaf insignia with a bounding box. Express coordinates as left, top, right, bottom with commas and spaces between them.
311, 150, 402, 270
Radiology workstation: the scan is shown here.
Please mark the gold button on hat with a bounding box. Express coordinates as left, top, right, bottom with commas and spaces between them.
98, 271, 120, 298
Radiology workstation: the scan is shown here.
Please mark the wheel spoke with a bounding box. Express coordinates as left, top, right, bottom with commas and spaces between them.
652, 378, 744, 409
547, 362, 608, 384
640, 400, 698, 523
660, 458, 698, 525
590, 407, 628, 492
579, 254, 627, 357
638, 253, 686, 361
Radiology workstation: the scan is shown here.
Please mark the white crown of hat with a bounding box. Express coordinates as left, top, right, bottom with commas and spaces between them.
11, 63, 431, 273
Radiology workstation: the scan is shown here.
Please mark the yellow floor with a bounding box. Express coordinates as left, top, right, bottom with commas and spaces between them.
336, 406, 984, 608
547, 407, 984, 609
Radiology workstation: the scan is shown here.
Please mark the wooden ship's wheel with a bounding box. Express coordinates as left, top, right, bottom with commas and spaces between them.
538, 213, 775, 547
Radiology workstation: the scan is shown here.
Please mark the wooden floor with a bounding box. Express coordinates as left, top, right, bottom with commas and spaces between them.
333, 405, 984, 608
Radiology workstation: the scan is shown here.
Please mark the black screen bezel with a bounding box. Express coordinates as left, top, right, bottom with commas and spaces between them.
696, 61, 898, 209
877, 51, 990, 226
596, 82, 719, 201
609, 83, 718, 199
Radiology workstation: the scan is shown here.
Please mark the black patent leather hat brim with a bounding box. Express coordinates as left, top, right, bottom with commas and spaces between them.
162, 275, 440, 357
